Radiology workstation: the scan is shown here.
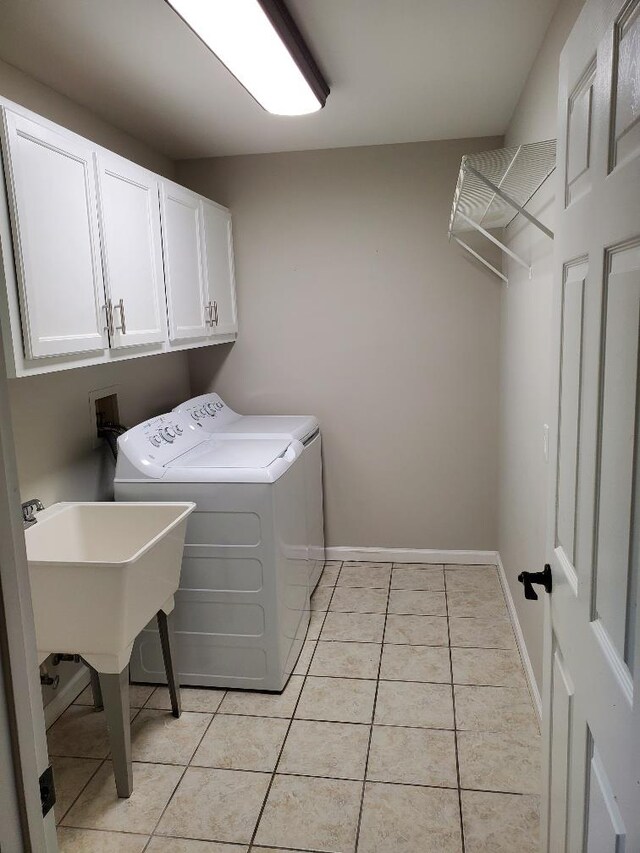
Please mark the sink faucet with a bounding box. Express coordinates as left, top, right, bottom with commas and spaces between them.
22, 498, 44, 529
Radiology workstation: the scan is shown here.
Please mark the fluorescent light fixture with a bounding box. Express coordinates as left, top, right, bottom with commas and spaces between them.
166, 0, 329, 116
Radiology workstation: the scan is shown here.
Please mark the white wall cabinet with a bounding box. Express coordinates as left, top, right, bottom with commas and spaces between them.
160, 182, 210, 343
201, 199, 238, 336
0, 101, 238, 378
160, 187, 238, 344
95, 152, 167, 350
1, 110, 108, 360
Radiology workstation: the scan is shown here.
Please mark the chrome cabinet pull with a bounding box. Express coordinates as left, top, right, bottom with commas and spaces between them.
213, 301, 219, 325
204, 301, 212, 326
105, 299, 115, 338
115, 298, 127, 335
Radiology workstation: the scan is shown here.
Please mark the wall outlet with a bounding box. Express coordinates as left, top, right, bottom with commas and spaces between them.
543, 423, 550, 463
89, 386, 120, 449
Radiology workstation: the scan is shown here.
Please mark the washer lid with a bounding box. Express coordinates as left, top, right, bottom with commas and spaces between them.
213, 415, 319, 443
167, 438, 291, 470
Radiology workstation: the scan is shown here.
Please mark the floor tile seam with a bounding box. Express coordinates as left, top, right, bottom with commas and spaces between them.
139, 704, 224, 715
326, 609, 388, 615
146, 685, 223, 845
48, 749, 110, 761
360, 777, 461, 791
131, 705, 216, 769
458, 785, 542, 797
249, 846, 326, 853
443, 567, 466, 853
455, 725, 540, 735
54, 756, 108, 828
303, 672, 383, 683
59, 824, 150, 838
353, 570, 392, 853
148, 828, 250, 849
247, 573, 340, 849
385, 610, 449, 617
313, 638, 385, 645
451, 680, 530, 688
66, 701, 149, 713
292, 717, 457, 730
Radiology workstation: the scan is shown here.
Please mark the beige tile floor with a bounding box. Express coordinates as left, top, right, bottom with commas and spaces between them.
52, 561, 540, 853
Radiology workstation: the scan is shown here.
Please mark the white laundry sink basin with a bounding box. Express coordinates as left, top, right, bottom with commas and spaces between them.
26, 502, 195, 672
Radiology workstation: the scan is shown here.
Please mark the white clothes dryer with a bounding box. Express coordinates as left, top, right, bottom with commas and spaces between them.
114, 411, 309, 692
174, 393, 325, 589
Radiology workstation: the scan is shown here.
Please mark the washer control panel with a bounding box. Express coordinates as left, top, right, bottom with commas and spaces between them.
173, 393, 238, 431
188, 399, 225, 421
118, 411, 205, 472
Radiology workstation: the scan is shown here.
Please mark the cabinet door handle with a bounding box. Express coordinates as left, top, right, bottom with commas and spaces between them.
115, 298, 127, 335
105, 299, 115, 338
213, 301, 219, 325
204, 301, 212, 326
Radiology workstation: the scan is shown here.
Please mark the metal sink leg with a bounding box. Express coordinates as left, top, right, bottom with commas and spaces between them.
98, 666, 132, 798
157, 608, 181, 718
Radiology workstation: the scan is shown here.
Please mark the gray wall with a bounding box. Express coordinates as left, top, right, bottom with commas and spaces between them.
498, 0, 584, 691
178, 139, 503, 550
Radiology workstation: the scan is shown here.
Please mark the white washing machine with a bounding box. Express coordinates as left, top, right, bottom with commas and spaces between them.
114, 411, 310, 692
174, 393, 325, 589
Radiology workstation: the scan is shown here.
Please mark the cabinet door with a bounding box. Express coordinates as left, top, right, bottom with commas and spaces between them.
95, 153, 166, 349
159, 182, 209, 342
1, 109, 108, 359
201, 199, 238, 336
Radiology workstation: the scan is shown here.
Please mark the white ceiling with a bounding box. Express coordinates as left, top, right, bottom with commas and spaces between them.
0, 0, 559, 160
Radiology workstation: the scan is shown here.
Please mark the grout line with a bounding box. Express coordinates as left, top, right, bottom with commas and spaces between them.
444, 565, 466, 853
54, 756, 107, 827
141, 695, 223, 851
352, 562, 392, 852
59, 826, 150, 838
245, 562, 344, 850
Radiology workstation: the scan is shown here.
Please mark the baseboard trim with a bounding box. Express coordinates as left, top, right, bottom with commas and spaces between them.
496, 552, 542, 722
44, 667, 90, 729
325, 547, 499, 565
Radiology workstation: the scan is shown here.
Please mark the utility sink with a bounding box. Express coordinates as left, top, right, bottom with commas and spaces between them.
25, 501, 195, 673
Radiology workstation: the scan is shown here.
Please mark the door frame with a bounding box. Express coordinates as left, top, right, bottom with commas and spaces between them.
0, 306, 57, 851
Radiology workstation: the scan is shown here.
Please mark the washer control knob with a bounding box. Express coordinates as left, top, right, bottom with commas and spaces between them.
164, 427, 176, 440
149, 435, 162, 447
200, 406, 208, 417
216, 402, 223, 410
192, 410, 200, 419
175, 424, 184, 435
205, 402, 216, 415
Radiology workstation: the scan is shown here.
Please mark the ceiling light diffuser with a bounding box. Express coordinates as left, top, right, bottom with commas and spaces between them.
166, 0, 329, 116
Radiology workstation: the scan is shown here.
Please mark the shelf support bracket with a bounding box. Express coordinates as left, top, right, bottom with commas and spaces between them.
452, 236, 508, 283
457, 212, 531, 278
463, 164, 554, 240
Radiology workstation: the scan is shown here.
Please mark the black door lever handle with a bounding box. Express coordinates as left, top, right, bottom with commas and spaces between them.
517, 564, 552, 600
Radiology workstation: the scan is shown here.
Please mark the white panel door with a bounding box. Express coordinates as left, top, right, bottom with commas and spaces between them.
0, 109, 108, 359
541, 0, 640, 850
95, 152, 166, 349
201, 199, 238, 336
159, 182, 209, 342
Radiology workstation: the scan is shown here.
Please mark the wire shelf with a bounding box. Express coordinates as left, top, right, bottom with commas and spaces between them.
448, 140, 556, 282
